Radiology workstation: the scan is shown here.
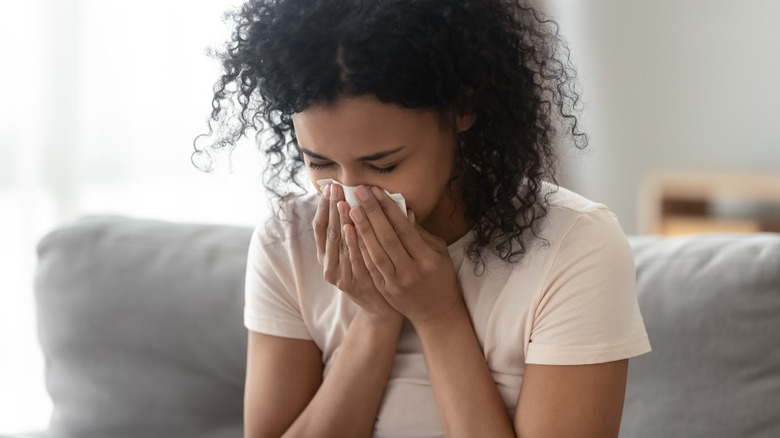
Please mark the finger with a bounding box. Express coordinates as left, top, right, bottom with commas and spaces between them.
312, 184, 331, 264
369, 186, 429, 259
350, 202, 397, 280
355, 226, 385, 290
323, 184, 344, 282
337, 202, 355, 288
352, 186, 410, 270
337, 200, 354, 227
343, 223, 372, 283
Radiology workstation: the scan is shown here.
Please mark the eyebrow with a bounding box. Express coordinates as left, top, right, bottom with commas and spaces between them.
300, 146, 405, 162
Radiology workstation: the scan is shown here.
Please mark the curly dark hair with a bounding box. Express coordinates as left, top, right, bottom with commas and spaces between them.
194, 0, 587, 266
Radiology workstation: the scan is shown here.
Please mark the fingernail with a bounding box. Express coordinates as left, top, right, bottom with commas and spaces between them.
409, 210, 415, 224
355, 185, 370, 201
323, 184, 331, 199
350, 207, 365, 223
371, 186, 384, 199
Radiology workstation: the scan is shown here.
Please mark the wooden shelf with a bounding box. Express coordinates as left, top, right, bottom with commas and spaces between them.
639, 171, 780, 235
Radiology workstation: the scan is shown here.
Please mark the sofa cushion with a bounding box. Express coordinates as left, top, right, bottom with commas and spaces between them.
35, 216, 253, 438
622, 233, 780, 438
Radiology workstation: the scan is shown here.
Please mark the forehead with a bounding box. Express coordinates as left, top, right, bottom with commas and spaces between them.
292, 95, 444, 156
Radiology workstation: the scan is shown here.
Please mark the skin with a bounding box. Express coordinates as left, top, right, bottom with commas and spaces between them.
244, 94, 629, 438
294, 94, 475, 245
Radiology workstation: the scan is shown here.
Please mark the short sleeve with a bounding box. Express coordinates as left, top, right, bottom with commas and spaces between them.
526, 208, 651, 365
244, 224, 312, 340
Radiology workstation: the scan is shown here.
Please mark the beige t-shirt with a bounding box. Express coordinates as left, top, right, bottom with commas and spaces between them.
244, 185, 651, 437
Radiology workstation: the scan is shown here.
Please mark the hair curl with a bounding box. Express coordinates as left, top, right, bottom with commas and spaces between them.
194, 0, 587, 267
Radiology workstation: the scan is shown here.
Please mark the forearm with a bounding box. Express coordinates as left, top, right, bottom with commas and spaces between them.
283, 311, 403, 438
415, 304, 516, 438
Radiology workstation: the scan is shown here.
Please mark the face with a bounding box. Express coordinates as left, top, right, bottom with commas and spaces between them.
292, 95, 475, 239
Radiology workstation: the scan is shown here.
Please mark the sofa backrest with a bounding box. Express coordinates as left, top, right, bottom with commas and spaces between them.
623, 233, 780, 438
35, 216, 252, 438
34, 216, 780, 437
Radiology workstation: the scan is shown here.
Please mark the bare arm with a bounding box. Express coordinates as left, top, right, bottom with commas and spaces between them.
244, 311, 402, 438
415, 305, 517, 438
514, 360, 629, 438
244, 332, 322, 438
283, 311, 402, 438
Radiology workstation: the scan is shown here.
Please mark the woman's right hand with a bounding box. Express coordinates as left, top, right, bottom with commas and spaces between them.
313, 183, 401, 323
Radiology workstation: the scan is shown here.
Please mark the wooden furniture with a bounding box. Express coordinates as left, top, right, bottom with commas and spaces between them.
639, 172, 780, 235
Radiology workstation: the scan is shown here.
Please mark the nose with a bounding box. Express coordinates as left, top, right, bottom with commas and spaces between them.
334, 171, 365, 189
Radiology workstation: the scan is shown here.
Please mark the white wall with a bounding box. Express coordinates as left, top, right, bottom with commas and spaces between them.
552, 0, 780, 234
0, 0, 260, 433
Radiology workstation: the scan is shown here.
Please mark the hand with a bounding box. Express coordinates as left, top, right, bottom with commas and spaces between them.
348, 186, 465, 327
313, 183, 401, 322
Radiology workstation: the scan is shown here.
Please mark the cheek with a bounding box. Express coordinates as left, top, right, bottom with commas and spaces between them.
390, 173, 444, 218
305, 171, 321, 194
393, 146, 455, 209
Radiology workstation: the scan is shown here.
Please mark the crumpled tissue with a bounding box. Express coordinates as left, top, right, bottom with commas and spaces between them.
317, 179, 407, 217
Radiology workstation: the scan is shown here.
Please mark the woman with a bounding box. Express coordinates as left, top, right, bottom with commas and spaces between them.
196, 0, 651, 436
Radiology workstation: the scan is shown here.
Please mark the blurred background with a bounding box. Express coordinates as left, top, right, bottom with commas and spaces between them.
1, 0, 778, 433
0, 0, 260, 432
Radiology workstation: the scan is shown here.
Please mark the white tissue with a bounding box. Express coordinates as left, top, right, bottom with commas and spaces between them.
317, 179, 407, 217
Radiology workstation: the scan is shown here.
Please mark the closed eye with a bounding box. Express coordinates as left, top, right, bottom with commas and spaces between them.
308, 161, 397, 174
371, 164, 397, 174
308, 161, 332, 170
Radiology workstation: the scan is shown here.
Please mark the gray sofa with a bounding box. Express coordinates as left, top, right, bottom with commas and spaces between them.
29, 215, 780, 438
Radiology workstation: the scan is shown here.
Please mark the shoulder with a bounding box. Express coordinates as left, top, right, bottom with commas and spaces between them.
245, 192, 322, 302
533, 184, 636, 313
247, 193, 320, 275
253, 193, 320, 248
522, 185, 649, 365
538, 183, 627, 248
244, 193, 323, 341
476, 183, 631, 285
543, 183, 614, 222
511, 182, 634, 287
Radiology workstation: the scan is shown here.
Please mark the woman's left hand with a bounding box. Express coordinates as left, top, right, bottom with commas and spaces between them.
346, 185, 464, 327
